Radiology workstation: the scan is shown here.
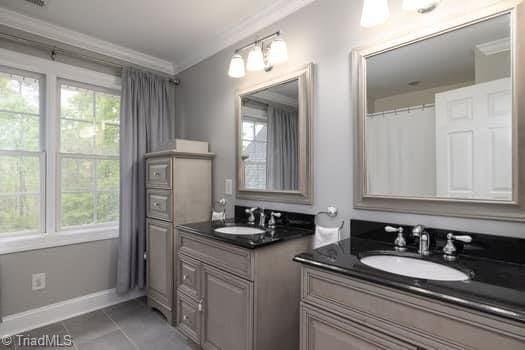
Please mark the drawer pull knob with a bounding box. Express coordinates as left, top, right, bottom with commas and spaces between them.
153, 202, 160, 207
198, 299, 204, 312
183, 274, 188, 281
153, 172, 160, 177
183, 315, 188, 321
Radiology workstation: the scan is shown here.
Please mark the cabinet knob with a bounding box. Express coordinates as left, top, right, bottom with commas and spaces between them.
183, 274, 188, 281
153, 202, 160, 208
153, 172, 160, 177
198, 299, 204, 312
183, 315, 189, 322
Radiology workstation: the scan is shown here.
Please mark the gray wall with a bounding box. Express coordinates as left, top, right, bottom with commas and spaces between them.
175, 0, 525, 238
0, 239, 118, 316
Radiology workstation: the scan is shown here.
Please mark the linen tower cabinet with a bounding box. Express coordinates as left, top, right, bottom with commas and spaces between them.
144, 140, 214, 324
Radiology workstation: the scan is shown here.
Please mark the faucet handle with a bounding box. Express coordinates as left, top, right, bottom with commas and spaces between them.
449, 234, 472, 243
268, 212, 282, 229
443, 233, 472, 261
385, 226, 406, 251
385, 225, 403, 233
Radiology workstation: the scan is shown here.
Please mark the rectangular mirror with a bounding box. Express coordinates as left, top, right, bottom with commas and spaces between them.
236, 64, 313, 204
353, 6, 525, 221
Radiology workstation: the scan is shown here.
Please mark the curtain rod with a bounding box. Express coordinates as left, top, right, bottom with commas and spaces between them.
367, 103, 435, 117
0, 31, 181, 86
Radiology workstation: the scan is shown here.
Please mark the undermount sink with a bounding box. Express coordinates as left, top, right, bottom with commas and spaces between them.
360, 254, 470, 281
214, 226, 266, 235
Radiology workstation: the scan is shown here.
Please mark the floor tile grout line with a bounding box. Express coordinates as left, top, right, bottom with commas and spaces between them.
102, 309, 140, 350
60, 320, 79, 350
62, 310, 121, 348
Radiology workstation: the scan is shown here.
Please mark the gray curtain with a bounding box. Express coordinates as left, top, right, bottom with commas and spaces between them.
117, 67, 175, 293
267, 105, 298, 190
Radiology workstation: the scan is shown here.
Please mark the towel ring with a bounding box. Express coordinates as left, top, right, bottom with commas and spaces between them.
315, 205, 344, 234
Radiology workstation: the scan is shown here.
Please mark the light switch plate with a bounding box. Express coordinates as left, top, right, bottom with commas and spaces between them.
225, 179, 233, 195
32, 273, 46, 291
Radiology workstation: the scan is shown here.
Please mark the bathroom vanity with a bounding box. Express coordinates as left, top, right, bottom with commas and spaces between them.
175, 208, 314, 350
294, 220, 525, 350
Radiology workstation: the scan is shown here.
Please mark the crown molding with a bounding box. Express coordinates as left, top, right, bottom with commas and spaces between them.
0, 6, 177, 75
174, 0, 318, 74
476, 37, 510, 56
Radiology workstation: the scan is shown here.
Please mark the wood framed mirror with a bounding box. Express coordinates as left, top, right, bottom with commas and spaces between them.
352, 3, 525, 221
236, 63, 314, 204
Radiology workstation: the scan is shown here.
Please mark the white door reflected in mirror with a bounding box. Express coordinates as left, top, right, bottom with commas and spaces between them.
364, 13, 513, 201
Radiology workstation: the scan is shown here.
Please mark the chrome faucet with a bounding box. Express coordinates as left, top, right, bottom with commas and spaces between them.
443, 233, 472, 261
268, 212, 282, 229
259, 208, 266, 228
245, 207, 257, 224
412, 224, 430, 256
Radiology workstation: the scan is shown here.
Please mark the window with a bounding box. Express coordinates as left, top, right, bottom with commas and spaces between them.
0, 67, 43, 234
58, 81, 120, 229
241, 118, 267, 189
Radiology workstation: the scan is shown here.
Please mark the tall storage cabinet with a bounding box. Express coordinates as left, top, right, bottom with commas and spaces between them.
145, 142, 214, 324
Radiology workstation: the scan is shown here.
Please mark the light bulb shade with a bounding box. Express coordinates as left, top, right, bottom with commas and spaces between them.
403, 0, 440, 11
228, 53, 245, 78
360, 0, 390, 28
246, 46, 265, 71
269, 37, 288, 65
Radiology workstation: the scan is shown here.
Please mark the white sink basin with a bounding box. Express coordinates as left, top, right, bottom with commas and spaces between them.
360, 255, 469, 281
214, 226, 266, 236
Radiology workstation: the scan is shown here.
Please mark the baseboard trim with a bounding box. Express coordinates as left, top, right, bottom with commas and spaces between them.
0, 288, 145, 336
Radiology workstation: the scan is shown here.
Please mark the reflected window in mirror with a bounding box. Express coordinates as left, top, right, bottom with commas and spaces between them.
365, 13, 512, 201
240, 79, 299, 191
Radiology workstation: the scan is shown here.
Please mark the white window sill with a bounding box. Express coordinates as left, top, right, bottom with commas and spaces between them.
0, 227, 119, 255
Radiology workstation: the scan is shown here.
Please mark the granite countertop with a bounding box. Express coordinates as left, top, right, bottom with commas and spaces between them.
176, 220, 314, 249
294, 237, 525, 323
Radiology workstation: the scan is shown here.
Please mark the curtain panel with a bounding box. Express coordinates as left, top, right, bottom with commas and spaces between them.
117, 67, 175, 293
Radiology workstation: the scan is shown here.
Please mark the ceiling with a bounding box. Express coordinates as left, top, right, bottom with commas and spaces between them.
367, 13, 510, 99
0, 0, 312, 73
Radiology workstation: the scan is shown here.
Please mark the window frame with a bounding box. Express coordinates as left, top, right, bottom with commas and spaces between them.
56, 79, 120, 232
0, 64, 46, 236
241, 116, 268, 190
0, 48, 121, 254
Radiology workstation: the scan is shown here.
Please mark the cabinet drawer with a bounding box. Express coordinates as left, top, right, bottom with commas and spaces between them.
146, 157, 171, 189
178, 253, 201, 300
177, 293, 201, 344
302, 267, 525, 350
301, 302, 417, 350
178, 230, 254, 280
146, 189, 172, 221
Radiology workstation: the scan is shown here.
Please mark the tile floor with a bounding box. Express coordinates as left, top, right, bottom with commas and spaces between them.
2, 297, 197, 350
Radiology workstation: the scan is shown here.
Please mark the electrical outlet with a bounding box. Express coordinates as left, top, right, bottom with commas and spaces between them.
225, 179, 233, 195
32, 273, 46, 291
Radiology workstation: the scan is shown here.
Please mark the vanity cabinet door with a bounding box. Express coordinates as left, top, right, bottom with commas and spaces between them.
201, 265, 253, 350
301, 303, 417, 350
146, 219, 173, 323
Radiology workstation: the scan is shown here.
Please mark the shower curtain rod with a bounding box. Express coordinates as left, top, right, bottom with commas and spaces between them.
367, 103, 435, 117
0, 31, 181, 86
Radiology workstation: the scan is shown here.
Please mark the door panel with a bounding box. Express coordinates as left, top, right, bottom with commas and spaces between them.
146, 219, 173, 309
301, 303, 417, 350
436, 78, 512, 200
201, 265, 253, 350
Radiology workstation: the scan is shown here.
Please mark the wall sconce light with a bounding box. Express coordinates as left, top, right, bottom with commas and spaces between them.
360, 0, 390, 28
228, 31, 288, 78
228, 53, 245, 78
360, 0, 441, 28
403, 0, 441, 13
246, 45, 265, 71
